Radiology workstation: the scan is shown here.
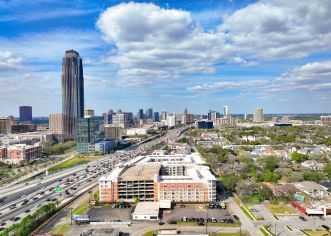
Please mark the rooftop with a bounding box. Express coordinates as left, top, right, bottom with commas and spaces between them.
119, 164, 161, 181
133, 202, 160, 216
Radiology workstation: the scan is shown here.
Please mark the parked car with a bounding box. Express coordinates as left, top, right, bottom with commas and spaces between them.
158, 222, 165, 225
299, 216, 307, 221
321, 225, 330, 230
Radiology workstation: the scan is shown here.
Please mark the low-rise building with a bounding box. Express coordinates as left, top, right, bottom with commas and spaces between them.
99, 152, 217, 203
295, 181, 329, 199
3, 144, 42, 164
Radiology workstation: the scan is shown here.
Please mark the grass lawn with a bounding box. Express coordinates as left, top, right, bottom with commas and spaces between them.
302, 230, 330, 236
142, 230, 158, 236
240, 206, 255, 220
49, 157, 91, 173
66, 200, 89, 218
215, 233, 248, 236
49, 223, 70, 234
259, 226, 272, 236
265, 204, 296, 215
176, 221, 241, 227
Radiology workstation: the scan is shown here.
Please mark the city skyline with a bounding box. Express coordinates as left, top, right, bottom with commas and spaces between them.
1, 0, 331, 116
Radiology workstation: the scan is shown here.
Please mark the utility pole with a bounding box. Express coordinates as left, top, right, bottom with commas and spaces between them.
205, 212, 208, 234
274, 223, 277, 236
70, 208, 73, 225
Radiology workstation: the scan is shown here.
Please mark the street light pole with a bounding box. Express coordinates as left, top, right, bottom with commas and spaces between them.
205, 212, 208, 234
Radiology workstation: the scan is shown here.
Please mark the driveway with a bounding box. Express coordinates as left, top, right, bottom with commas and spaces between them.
226, 198, 264, 236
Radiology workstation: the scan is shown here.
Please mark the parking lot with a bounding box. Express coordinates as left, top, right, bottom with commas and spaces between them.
163, 204, 237, 223
88, 205, 133, 222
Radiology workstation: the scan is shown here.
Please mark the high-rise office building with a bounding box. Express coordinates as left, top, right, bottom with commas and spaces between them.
253, 108, 264, 123
49, 113, 63, 133
104, 124, 122, 141
76, 117, 99, 153
137, 109, 144, 120
146, 108, 153, 119
153, 112, 160, 122
0, 117, 11, 134
84, 109, 94, 117
19, 106, 32, 123
224, 106, 229, 118
62, 50, 84, 140
161, 111, 167, 120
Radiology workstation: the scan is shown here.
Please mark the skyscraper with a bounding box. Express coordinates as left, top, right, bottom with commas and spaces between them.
146, 108, 153, 119
137, 109, 144, 120
62, 50, 84, 140
76, 117, 99, 153
253, 108, 264, 123
19, 106, 32, 123
49, 113, 63, 133
223, 106, 229, 118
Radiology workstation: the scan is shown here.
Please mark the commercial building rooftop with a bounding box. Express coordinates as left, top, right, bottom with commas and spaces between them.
132, 202, 160, 216
119, 164, 161, 181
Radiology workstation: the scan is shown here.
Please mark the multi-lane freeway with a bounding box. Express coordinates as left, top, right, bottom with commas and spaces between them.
0, 126, 189, 231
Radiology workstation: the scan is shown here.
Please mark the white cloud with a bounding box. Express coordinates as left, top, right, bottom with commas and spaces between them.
219, 0, 331, 59
0, 51, 23, 71
188, 60, 331, 93
187, 80, 269, 92
97, 2, 229, 85
271, 60, 331, 91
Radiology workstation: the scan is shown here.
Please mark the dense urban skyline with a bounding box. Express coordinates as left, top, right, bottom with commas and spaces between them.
1, 0, 331, 116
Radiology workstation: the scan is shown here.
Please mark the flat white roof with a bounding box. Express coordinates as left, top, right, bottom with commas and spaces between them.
133, 202, 159, 216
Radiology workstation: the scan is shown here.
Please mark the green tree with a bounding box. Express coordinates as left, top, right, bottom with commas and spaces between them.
265, 156, 279, 171
258, 185, 274, 200
324, 162, 331, 180
222, 174, 240, 191
291, 151, 309, 163
263, 169, 277, 182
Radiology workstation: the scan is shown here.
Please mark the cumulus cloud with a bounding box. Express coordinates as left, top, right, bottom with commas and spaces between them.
188, 60, 331, 93
271, 60, 331, 91
97, 2, 229, 85
96, 1, 331, 85
187, 80, 269, 92
0, 51, 23, 71
219, 0, 331, 59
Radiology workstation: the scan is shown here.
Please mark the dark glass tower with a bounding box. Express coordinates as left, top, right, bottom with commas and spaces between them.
62, 50, 84, 140
19, 106, 32, 123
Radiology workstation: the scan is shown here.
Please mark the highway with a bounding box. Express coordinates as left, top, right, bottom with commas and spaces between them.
0, 126, 189, 231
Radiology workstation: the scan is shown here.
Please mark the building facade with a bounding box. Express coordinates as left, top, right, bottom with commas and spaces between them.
76, 117, 99, 153
49, 113, 63, 134
19, 106, 32, 123
253, 108, 264, 123
99, 152, 217, 203
62, 49, 84, 140
0, 117, 11, 135
104, 124, 122, 141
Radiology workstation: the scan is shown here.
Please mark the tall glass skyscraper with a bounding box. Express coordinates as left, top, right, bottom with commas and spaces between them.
76, 117, 99, 152
62, 50, 84, 140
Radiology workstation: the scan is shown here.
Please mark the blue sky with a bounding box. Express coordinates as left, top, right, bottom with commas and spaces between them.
1, 0, 331, 116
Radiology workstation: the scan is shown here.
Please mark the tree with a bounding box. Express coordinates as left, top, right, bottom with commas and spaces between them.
291, 151, 309, 163
222, 174, 240, 191
324, 162, 331, 180
265, 156, 279, 171
235, 180, 258, 196
258, 185, 274, 200
303, 171, 326, 182
263, 169, 277, 183
288, 172, 304, 182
